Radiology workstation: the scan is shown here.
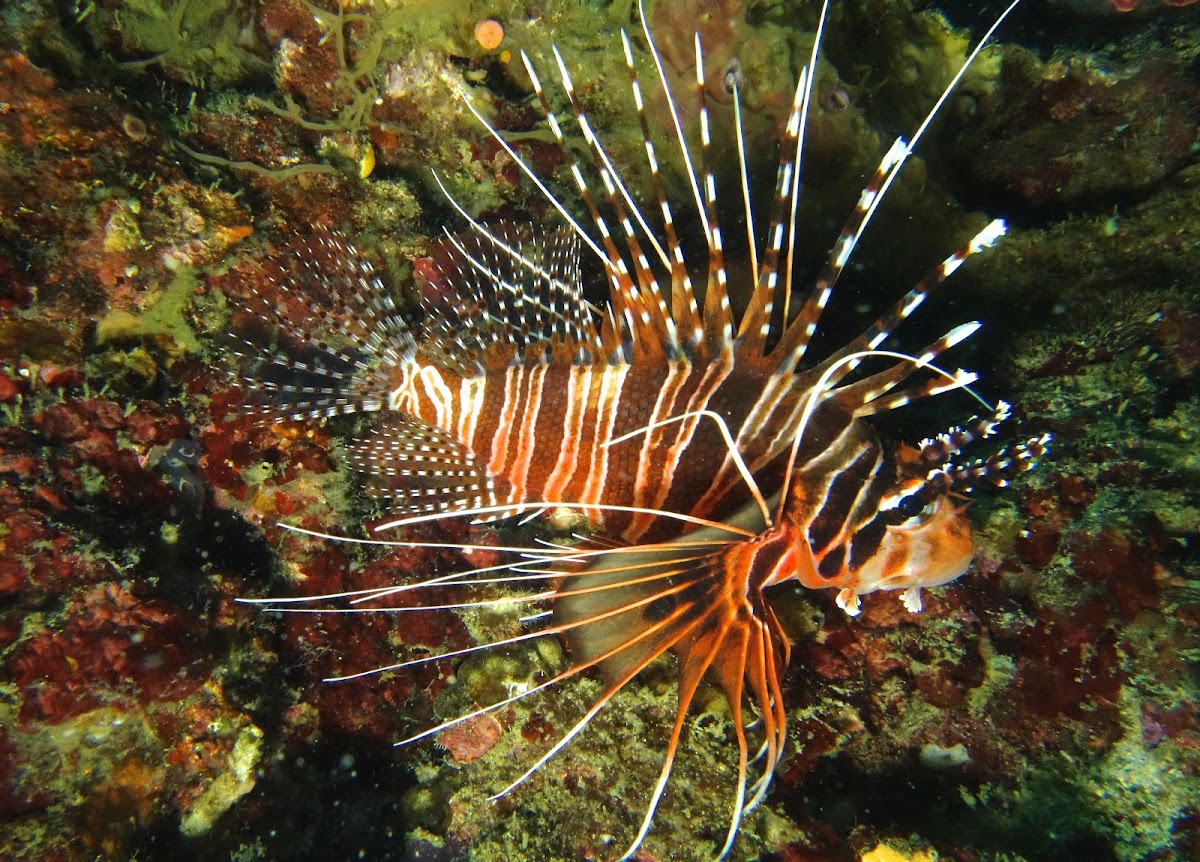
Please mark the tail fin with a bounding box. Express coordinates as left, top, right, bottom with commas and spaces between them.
227, 228, 414, 422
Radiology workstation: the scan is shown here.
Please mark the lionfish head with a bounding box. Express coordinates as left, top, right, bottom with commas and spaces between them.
784, 398, 1048, 616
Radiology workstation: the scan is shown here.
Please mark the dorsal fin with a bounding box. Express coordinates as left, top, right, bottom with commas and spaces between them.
768, 138, 909, 370
771, 0, 1023, 373
735, 64, 809, 353
822, 219, 1006, 389
619, 29, 703, 349
691, 35, 735, 350
419, 223, 602, 371
525, 45, 677, 363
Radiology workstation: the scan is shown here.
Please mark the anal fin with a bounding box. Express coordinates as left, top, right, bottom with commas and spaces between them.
347, 415, 512, 517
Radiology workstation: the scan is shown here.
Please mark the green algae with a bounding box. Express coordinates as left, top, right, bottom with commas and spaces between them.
180, 723, 264, 837
87, 265, 207, 392
412, 663, 805, 861
95, 266, 201, 354
1088, 696, 1199, 862
174, 139, 340, 181
82, 0, 266, 88
965, 633, 1018, 718
944, 690, 1200, 862
0, 703, 166, 859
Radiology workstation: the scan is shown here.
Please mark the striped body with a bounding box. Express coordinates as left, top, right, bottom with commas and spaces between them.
380, 352, 805, 541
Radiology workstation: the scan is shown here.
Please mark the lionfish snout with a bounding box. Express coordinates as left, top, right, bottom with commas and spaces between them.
824, 492, 975, 616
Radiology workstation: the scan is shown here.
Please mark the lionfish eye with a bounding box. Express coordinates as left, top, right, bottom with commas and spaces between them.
892, 492, 938, 525
723, 58, 743, 95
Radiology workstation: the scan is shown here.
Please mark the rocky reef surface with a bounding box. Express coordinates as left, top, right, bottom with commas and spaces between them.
0, 1, 1198, 860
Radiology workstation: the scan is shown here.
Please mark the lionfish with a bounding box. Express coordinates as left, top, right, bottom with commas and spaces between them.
234, 0, 1046, 857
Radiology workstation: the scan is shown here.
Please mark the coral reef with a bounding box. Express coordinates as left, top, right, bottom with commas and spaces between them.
0, 0, 1197, 861
951, 49, 1200, 210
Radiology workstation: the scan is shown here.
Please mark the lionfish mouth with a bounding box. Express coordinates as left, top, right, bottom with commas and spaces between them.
233, 0, 1048, 858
